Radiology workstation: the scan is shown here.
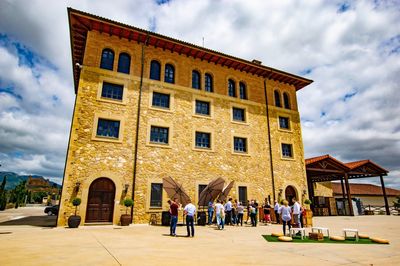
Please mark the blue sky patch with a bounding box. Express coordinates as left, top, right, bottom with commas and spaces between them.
0, 86, 23, 100
337, 2, 351, 13
300, 68, 313, 75
342, 91, 358, 102
149, 17, 157, 32
156, 0, 170, 5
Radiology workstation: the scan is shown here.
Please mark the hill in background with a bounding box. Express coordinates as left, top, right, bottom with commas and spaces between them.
0, 172, 61, 190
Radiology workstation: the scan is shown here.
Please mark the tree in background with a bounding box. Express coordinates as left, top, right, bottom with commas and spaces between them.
0, 176, 7, 211
394, 195, 400, 210
11, 180, 27, 209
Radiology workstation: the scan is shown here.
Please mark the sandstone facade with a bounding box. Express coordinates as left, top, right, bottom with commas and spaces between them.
58, 11, 312, 226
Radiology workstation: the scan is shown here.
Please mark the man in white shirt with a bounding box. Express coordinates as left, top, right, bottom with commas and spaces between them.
214, 200, 224, 229
184, 201, 196, 237
292, 198, 301, 228
274, 200, 280, 224
224, 198, 233, 225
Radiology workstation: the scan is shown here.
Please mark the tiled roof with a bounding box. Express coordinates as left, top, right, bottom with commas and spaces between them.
332, 182, 400, 196
345, 160, 369, 169
305, 154, 330, 165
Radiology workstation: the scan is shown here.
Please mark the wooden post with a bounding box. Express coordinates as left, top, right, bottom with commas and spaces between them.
379, 175, 390, 215
340, 177, 347, 215
344, 173, 354, 216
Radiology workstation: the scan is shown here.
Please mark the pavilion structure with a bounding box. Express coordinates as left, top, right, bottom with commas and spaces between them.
305, 155, 390, 216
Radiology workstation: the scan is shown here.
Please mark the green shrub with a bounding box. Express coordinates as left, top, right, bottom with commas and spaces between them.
123, 198, 134, 214
304, 199, 312, 205
72, 198, 81, 216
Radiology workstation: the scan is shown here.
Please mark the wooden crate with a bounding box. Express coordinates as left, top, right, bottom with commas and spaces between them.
326, 197, 338, 216
309, 232, 324, 241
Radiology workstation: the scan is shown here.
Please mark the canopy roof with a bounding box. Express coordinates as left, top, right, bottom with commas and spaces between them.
68, 8, 313, 93
306, 154, 389, 182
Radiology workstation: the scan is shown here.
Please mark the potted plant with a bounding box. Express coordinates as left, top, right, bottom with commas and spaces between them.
68, 197, 82, 228
303, 198, 312, 210
121, 198, 133, 226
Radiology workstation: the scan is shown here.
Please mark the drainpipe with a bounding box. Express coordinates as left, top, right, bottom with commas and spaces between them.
130, 34, 150, 222
263, 78, 276, 202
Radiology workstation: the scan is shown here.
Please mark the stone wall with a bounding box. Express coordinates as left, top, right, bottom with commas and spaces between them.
58, 30, 309, 226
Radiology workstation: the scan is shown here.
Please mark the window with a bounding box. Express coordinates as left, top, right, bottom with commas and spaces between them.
205, 73, 213, 92
228, 79, 236, 97
239, 82, 247, 99
283, 92, 290, 109
281, 143, 293, 158
279, 116, 289, 129
234, 137, 247, 153
195, 132, 211, 149
195, 100, 210, 116
150, 183, 163, 207
100, 48, 114, 70
192, 70, 200, 89
152, 92, 170, 109
101, 82, 123, 101
150, 126, 169, 144
232, 107, 245, 122
164, 64, 175, 83
150, 60, 161, 80
238, 186, 247, 204
117, 53, 131, 74
198, 184, 207, 205
274, 90, 281, 107
96, 118, 120, 139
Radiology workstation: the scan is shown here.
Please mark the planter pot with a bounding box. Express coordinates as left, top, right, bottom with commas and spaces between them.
120, 214, 131, 226
68, 215, 81, 228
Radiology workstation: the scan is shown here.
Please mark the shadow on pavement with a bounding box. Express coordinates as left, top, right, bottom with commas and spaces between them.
0, 215, 57, 227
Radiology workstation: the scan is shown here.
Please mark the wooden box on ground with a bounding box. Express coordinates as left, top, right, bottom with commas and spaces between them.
309, 232, 324, 241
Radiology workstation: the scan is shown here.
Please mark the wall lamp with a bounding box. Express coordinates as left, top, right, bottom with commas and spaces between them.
278, 188, 283, 196
75, 181, 81, 192
124, 184, 129, 193
302, 189, 307, 196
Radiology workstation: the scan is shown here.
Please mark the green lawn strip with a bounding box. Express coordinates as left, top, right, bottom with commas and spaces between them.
262, 235, 384, 244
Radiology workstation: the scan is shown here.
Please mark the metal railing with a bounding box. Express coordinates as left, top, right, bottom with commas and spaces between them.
362, 205, 398, 215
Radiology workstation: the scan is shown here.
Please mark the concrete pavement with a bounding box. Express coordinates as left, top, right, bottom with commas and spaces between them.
0, 215, 398, 265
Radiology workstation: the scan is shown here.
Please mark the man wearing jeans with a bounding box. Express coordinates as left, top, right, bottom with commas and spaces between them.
214, 200, 224, 230
169, 198, 179, 236
224, 198, 233, 225
207, 200, 214, 225
292, 198, 301, 229
184, 201, 196, 237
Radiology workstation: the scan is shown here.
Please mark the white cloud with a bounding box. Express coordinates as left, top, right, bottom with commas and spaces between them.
0, 0, 399, 188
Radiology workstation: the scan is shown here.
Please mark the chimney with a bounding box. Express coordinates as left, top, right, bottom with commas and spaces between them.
252, 59, 262, 65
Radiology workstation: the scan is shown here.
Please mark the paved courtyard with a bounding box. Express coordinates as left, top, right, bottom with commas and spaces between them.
0, 212, 398, 266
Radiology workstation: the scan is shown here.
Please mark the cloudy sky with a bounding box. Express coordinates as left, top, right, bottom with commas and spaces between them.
0, 0, 399, 188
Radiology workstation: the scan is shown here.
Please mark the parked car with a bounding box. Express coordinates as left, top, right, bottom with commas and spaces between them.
44, 205, 59, 216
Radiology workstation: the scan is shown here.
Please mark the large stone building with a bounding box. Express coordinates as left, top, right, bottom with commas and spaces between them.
58, 8, 313, 226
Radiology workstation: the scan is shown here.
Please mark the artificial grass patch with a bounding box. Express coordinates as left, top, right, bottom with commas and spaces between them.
262, 235, 387, 244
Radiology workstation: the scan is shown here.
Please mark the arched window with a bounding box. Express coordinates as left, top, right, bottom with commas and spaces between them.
283, 92, 290, 109
239, 82, 247, 99
205, 73, 213, 92
274, 90, 281, 107
150, 60, 161, 80
117, 53, 131, 74
192, 70, 200, 89
100, 48, 114, 70
164, 64, 175, 84
228, 79, 236, 97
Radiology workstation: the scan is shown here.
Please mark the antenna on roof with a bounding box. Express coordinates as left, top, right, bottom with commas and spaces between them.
202, 37, 204, 47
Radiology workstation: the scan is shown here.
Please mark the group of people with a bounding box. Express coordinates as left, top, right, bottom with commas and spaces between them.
208, 198, 264, 229
275, 197, 305, 235
167, 196, 305, 237
168, 198, 197, 237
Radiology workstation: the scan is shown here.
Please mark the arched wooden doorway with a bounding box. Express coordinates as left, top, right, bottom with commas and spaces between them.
285, 185, 297, 206
86, 177, 115, 223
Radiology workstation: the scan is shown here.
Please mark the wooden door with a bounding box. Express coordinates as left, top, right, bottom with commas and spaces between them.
285, 186, 297, 206
86, 178, 115, 223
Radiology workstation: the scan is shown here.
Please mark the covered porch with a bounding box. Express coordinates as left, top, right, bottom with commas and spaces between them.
305, 155, 390, 216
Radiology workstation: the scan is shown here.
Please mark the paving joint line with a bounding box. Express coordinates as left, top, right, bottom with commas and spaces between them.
90, 231, 122, 266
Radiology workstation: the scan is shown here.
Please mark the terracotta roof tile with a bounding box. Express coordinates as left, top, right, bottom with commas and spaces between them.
332, 183, 400, 196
